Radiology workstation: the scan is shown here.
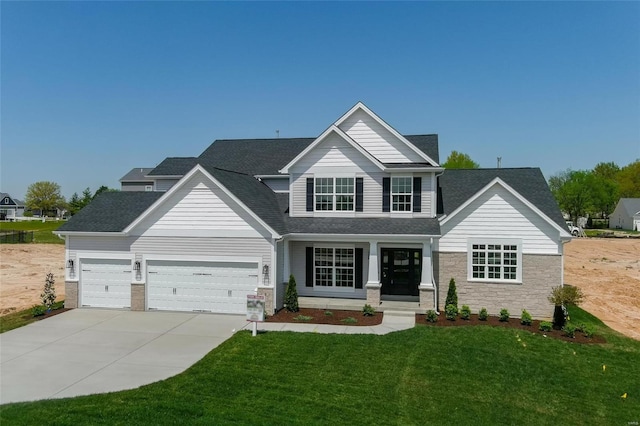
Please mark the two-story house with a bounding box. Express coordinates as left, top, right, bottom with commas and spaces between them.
57, 103, 571, 319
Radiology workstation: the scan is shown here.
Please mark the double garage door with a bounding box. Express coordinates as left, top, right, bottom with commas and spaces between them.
80, 258, 258, 314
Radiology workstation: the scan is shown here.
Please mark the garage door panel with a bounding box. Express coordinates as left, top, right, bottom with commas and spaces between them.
147, 260, 258, 314
81, 259, 131, 308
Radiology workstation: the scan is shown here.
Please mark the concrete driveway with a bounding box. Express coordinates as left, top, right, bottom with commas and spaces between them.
0, 309, 248, 404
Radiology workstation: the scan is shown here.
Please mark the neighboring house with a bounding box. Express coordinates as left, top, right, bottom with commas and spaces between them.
56, 102, 571, 319
119, 168, 155, 192
609, 198, 640, 231
0, 193, 25, 220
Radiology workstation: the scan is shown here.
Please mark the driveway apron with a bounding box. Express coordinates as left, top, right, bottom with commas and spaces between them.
0, 309, 249, 404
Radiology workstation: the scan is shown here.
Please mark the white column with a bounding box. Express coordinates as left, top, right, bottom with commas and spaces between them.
420, 240, 434, 288
283, 239, 290, 283
366, 240, 379, 286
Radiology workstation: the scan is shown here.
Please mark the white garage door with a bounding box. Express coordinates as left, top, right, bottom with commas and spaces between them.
81, 259, 131, 308
147, 260, 259, 314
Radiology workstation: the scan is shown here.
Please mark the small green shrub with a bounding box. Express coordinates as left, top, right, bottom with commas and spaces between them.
324, 311, 334, 317
460, 305, 471, 320
445, 278, 458, 309
425, 309, 438, 323
362, 304, 376, 317
499, 308, 510, 322
563, 323, 577, 338
539, 321, 553, 332
548, 285, 584, 306
284, 275, 299, 312
31, 305, 46, 317
583, 325, 595, 338
575, 323, 586, 333
341, 317, 357, 324
445, 304, 458, 321
293, 315, 313, 322
520, 309, 532, 326
478, 307, 488, 321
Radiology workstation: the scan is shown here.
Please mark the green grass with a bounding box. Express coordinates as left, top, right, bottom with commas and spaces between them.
1, 305, 638, 425
0, 302, 65, 333
0, 220, 64, 244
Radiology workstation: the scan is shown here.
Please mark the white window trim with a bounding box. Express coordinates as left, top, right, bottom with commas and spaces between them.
391, 176, 413, 212
467, 239, 522, 284
314, 177, 355, 212
313, 244, 356, 292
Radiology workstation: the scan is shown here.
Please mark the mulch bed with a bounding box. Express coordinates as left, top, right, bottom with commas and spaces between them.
33, 308, 71, 321
416, 313, 606, 344
267, 308, 383, 326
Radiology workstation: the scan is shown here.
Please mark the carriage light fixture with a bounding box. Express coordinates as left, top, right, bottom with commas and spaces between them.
66, 259, 74, 269
134, 261, 141, 271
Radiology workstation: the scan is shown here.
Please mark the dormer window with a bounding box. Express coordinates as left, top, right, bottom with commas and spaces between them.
315, 177, 354, 211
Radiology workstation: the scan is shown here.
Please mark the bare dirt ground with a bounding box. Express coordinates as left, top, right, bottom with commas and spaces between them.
0, 244, 65, 315
0, 240, 638, 340
564, 238, 640, 341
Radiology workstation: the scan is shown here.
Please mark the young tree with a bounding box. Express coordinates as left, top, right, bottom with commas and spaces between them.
41, 273, 56, 311
442, 151, 479, 169
445, 278, 458, 309
284, 274, 299, 312
25, 181, 65, 217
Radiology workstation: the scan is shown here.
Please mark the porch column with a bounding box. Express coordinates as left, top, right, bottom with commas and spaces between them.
366, 241, 381, 306
419, 240, 436, 311
283, 239, 290, 282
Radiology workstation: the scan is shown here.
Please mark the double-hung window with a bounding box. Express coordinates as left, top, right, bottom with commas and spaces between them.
391, 177, 412, 212
314, 247, 354, 288
469, 240, 521, 282
315, 177, 354, 211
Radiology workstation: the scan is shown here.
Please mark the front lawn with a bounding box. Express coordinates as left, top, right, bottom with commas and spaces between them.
1, 306, 638, 425
0, 220, 64, 244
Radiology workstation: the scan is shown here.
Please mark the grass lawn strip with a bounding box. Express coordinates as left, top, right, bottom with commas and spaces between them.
0, 302, 66, 333
0, 221, 64, 244
1, 306, 638, 424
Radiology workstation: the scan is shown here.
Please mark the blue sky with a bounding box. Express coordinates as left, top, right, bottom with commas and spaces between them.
2, 1, 639, 201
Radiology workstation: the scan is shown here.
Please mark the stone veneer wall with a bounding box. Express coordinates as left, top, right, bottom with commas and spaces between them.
257, 287, 274, 315
131, 283, 145, 311
65, 281, 79, 308
435, 252, 559, 320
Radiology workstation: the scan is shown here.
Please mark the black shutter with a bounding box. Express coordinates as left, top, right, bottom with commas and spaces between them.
355, 248, 363, 289
306, 247, 314, 287
413, 177, 422, 213
355, 177, 364, 212
382, 177, 391, 212
306, 178, 314, 212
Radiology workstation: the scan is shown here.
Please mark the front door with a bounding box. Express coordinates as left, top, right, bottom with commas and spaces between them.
381, 249, 421, 296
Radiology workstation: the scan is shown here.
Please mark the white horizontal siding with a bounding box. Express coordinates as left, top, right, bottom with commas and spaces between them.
439, 184, 561, 254
338, 109, 424, 163
133, 172, 268, 238
155, 179, 179, 192
132, 236, 272, 270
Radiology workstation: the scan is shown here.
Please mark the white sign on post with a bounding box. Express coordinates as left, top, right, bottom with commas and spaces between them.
247, 294, 265, 336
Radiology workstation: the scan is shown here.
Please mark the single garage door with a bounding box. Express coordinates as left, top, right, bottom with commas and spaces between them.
81, 259, 132, 308
147, 260, 259, 314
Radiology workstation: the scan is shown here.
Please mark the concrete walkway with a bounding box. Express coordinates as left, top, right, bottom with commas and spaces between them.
1, 309, 414, 405
0, 309, 249, 404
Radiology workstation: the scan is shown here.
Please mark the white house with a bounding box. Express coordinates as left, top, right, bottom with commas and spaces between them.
609, 198, 640, 231
0, 193, 25, 220
56, 102, 571, 319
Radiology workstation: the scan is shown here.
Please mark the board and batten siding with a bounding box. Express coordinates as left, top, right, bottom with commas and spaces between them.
439, 184, 561, 254
338, 109, 425, 163
132, 172, 271, 239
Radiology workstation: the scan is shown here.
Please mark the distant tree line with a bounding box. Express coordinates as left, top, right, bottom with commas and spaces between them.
24, 182, 118, 217
549, 160, 640, 224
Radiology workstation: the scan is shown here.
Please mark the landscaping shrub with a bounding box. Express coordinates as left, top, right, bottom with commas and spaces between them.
445, 278, 458, 309
362, 304, 375, 317
425, 309, 438, 323
548, 285, 584, 306
563, 323, 577, 338
539, 321, 553, 332
499, 308, 510, 322
41, 273, 56, 311
284, 274, 299, 312
31, 305, 46, 317
324, 311, 334, 317
583, 325, 595, 338
460, 305, 471, 320
445, 304, 458, 321
341, 317, 357, 324
520, 309, 532, 326
293, 315, 312, 322
478, 307, 488, 321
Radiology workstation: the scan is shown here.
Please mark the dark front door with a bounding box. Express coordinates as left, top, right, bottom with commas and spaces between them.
381, 249, 421, 296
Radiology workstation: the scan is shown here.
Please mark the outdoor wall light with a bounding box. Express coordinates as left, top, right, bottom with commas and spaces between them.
134, 261, 141, 271
66, 259, 74, 269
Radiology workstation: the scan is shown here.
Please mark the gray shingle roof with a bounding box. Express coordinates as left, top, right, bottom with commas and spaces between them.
405, 135, 439, 164
286, 217, 440, 235
119, 168, 154, 182
147, 157, 198, 176
57, 192, 163, 232
438, 168, 567, 231
617, 198, 640, 216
